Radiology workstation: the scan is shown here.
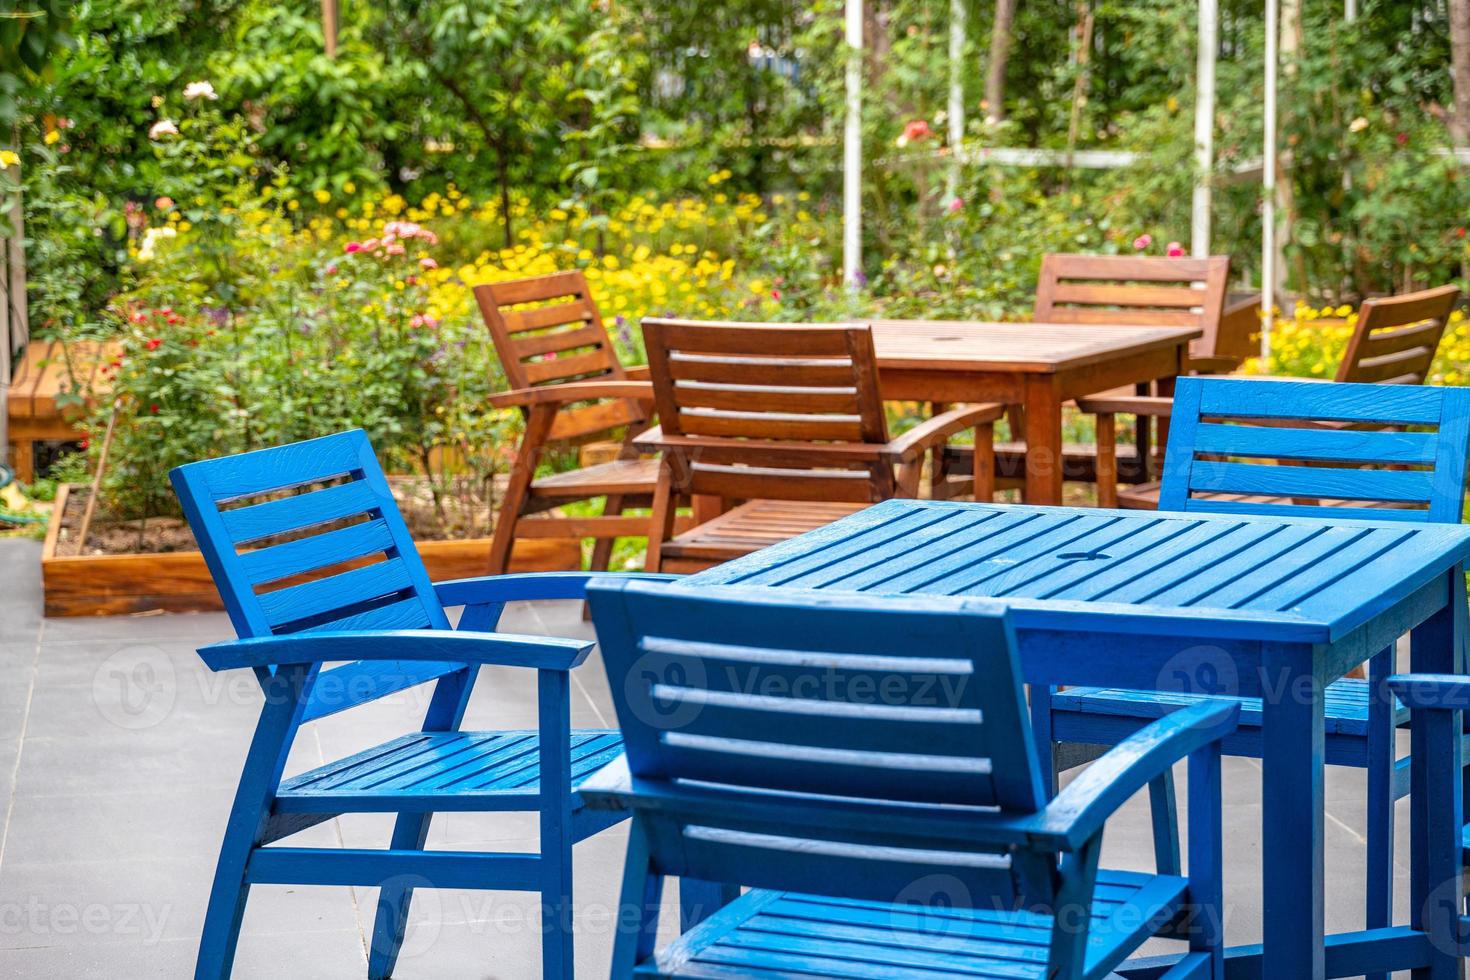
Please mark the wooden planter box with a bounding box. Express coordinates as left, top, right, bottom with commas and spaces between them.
40, 485, 582, 617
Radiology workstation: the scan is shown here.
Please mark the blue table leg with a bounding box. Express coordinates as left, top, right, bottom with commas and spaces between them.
1260, 640, 1326, 980
1409, 569, 1466, 980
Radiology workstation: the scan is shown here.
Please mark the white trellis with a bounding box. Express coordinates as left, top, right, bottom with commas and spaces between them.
840, 0, 1316, 370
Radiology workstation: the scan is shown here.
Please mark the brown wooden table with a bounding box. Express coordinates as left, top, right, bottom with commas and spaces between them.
869, 320, 1201, 505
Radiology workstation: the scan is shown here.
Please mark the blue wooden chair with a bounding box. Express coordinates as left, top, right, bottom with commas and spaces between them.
583, 579, 1239, 979
1385, 673, 1468, 979
170, 429, 635, 980
1036, 376, 1470, 965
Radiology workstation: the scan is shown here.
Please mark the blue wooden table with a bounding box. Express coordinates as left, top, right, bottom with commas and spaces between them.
686, 498, 1470, 980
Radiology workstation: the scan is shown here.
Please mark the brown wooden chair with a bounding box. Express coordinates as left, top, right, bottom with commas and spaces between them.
935, 253, 1234, 496
635, 319, 1003, 573
1086, 282, 1461, 509
476, 270, 669, 574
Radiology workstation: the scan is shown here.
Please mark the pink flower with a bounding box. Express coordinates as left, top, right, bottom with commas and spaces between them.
1132, 234, 1153, 251
384, 242, 405, 255
183, 80, 218, 101
344, 241, 364, 253
409, 314, 425, 328
902, 119, 931, 142
771, 289, 781, 301
419, 257, 437, 269
325, 264, 337, 275
148, 119, 179, 139
947, 197, 964, 213
155, 196, 174, 210
1165, 241, 1185, 257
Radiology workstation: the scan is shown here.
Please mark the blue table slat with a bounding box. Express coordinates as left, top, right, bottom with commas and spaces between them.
696, 501, 1470, 645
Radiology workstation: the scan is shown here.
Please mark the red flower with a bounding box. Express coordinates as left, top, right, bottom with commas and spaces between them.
771, 289, 781, 301
1456, 227, 1466, 239
145, 338, 162, 350
149, 404, 159, 414
1396, 132, 1409, 146
902, 119, 932, 142
79, 439, 89, 450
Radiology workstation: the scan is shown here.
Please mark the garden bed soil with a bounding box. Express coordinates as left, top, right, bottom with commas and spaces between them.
40, 484, 580, 617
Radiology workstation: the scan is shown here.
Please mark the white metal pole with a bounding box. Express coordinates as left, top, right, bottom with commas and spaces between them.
1345, 0, 1357, 22
843, 0, 864, 289
1261, 0, 1279, 368
1191, 0, 1217, 258
946, 0, 966, 203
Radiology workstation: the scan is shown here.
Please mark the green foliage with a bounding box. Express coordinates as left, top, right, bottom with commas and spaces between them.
0, 0, 71, 125
97, 198, 514, 526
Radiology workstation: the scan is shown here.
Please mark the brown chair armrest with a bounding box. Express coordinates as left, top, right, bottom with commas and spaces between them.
1074, 394, 1174, 417
880, 403, 1006, 463
1187, 354, 1243, 375
623, 364, 652, 381
488, 381, 655, 409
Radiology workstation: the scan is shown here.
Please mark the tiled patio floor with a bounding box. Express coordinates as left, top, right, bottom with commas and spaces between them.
0, 537, 1408, 978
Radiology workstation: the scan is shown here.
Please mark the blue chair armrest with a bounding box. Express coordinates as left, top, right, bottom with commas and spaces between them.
1035, 700, 1240, 850
1388, 674, 1470, 711
197, 630, 594, 672
433, 572, 680, 608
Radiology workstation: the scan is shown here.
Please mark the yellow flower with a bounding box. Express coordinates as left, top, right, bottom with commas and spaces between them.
313, 189, 332, 204
343, 181, 357, 194
0, 150, 18, 168
43, 130, 59, 146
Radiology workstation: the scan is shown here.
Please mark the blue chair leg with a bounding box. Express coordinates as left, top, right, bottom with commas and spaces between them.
612, 820, 663, 977
368, 814, 434, 980
1030, 685, 1060, 798
198, 665, 311, 979
539, 670, 575, 979
195, 824, 257, 979
1365, 645, 1395, 980
1148, 771, 1183, 877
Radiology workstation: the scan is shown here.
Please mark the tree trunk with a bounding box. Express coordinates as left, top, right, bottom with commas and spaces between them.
984, 0, 1018, 123
1453, 0, 1470, 145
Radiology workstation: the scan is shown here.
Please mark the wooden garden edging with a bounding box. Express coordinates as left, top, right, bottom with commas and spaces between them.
40, 484, 581, 617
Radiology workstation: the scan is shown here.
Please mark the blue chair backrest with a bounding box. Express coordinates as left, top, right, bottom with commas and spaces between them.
1159, 377, 1470, 523
588, 578, 1052, 905
171, 430, 461, 719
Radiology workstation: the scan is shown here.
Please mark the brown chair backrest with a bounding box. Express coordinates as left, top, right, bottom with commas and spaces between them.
473, 270, 646, 443
641, 319, 894, 503
1033, 253, 1232, 359
1336, 284, 1459, 385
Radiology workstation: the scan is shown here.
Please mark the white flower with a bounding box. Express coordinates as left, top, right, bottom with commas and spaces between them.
148, 119, 179, 139
1349, 116, 1369, 133
183, 80, 218, 101
136, 225, 178, 262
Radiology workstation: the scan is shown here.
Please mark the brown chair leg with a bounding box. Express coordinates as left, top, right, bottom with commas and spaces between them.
1095, 413, 1118, 509
973, 423, 995, 502
10, 439, 34, 485
588, 494, 625, 572
489, 404, 556, 575
643, 462, 682, 574
926, 403, 951, 499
